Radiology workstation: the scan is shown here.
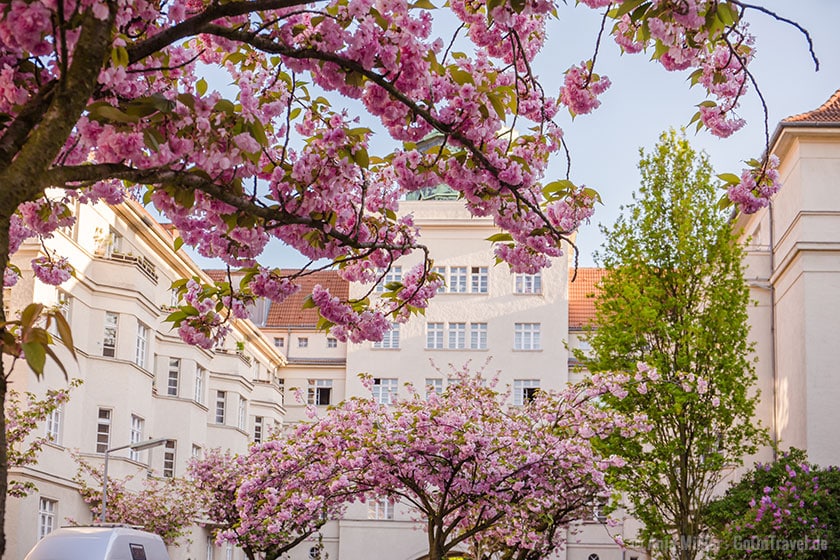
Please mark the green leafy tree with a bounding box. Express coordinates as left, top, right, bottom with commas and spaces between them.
707, 449, 840, 560
579, 129, 768, 560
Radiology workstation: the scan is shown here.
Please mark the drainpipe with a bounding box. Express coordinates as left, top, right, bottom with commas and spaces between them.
769, 202, 779, 462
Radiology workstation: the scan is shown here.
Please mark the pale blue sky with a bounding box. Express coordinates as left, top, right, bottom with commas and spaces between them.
186, 1, 840, 270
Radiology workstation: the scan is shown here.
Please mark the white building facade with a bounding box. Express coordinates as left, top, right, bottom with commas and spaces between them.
5, 198, 286, 560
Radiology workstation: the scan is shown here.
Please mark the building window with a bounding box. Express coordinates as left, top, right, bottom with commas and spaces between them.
426, 322, 444, 349
367, 498, 395, 520
238, 396, 247, 431
163, 440, 176, 478
45, 405, 62, 444
38, 497, 57, 539
225, 544, 233, 560
372, 378, 398, 405
448, 322, 466, 349
167, 358, 180, 397
51, 291, 71, 337
513, 379, 540, 405
470, 266, 488, 293
103, 312, 118, 357
432, 266, 446, 293
373, 323, 400, 349
273, 337, 284, 348
449, 266, 467, 293
470, 323, 487, 350
191, 444, 202, 459
129, 415, 144, 461
308, 379, 333, 406
375, 266, 403, 292
96, 408, 112, 454
425, 378, 443, 399
298, 337, 309, 348
135, 322, 149, 369
327, 337, 337, 348
194, 366, 205, 404
215, 391, 226, 424
515, 272, 542, 294
206, 536, 214, 560
514, 323, 541, 350
253, 416, 264, 443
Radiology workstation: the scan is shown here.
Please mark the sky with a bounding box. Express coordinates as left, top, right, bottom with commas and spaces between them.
186, 0, 840, 270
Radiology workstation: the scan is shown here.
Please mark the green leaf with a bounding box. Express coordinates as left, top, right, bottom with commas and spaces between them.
53, 313, 77, 360
302, 295, 317, 309
486, 232, 514, 243
90, 105, 140, 124
716, 2, 738, 26
22, 342, 47, 376
173, 237, 184, 252
20, 304, 43, 329
411, 0, 436, 8
353, 147, 370, 169
449, 69, 474, 85
717, 173, 741, 184
487, 92, 508, 121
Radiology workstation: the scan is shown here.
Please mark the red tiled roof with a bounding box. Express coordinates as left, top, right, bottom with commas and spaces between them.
568, 267, 607, 329
265, 269, 348, 328
204, 269, 228, 282
783, 89, 840, 124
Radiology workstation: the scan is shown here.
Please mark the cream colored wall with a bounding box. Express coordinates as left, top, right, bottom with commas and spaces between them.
6, 200, 284, 560
738, 128, 840, 468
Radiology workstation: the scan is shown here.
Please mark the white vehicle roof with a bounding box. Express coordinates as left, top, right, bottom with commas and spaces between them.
24, 526, 170, 560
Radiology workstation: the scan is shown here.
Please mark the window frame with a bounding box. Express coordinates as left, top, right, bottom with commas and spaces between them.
514, 322, 541, 350
129, 415, 144, 461
372, 378, 398, 405
470, 266, 488, 293
38, 497, 57, 539
135, 321, 149, 369
166, 358, 180, 397
103, 311, 118, 357
426, 322, 444, 349
96, 408, 112, 454
513, 379, 540, 406
163, 440, 176, 478
373, 323, 400, 349
215, 391, 226, 424
469, 322, 488, 350
307, 379, 333, 406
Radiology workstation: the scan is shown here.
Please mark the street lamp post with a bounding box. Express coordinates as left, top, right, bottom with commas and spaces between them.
100, 437, 170, 524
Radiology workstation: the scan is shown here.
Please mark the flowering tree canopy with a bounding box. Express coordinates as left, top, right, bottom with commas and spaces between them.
707, 449, 840, 560
0, 0, 814, 553
189, 437, 354, 560
72, 454, 203, 547
276, 370, 652, 560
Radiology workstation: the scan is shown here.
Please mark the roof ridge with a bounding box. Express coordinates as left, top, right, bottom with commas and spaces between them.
783, 88, 840, 124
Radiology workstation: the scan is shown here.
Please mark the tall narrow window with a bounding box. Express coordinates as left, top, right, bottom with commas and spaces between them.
513, 379, 540, 405
375, 266, 403, 292
432, 266, 446, 293
514, 273, 542, 294
45, 405, 62, 444
191, 445, 202, 459
373, 323, 400, 349
372, 378, 398, 405
194, 366, 205, 404
167, 358, 180, 397
51, 291, 72, 337
135, 322, 149, 369
514, 323, 541, 350
163, 440, 176, 478
449, 267, 467, 293
129, 415, 144, 461
253, 416, 264, 443
470, 267, 488, 293
307, 380, 333, 405
426, 323, 444, 349
448, 322, 466, 349
425, 378, 443, 399
238, 396, 247, 430
103, 312, 118, 357
470, 323, 488, 350
38, 497, 57, 539
367, 498, 395, 520
215, 391, 226, 424
96, 408, 112, 453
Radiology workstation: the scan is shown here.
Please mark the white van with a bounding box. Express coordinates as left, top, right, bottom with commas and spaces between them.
23, 526, 171, 560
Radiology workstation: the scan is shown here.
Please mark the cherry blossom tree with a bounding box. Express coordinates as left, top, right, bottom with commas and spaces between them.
277, 370, 651, 560
72, 453, 203, 546
0, 0, 816, 552
189, 438, 355, 560
6, 379, 81, 497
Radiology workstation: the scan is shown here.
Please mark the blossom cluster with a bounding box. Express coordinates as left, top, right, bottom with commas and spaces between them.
0, 0, 783, 346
